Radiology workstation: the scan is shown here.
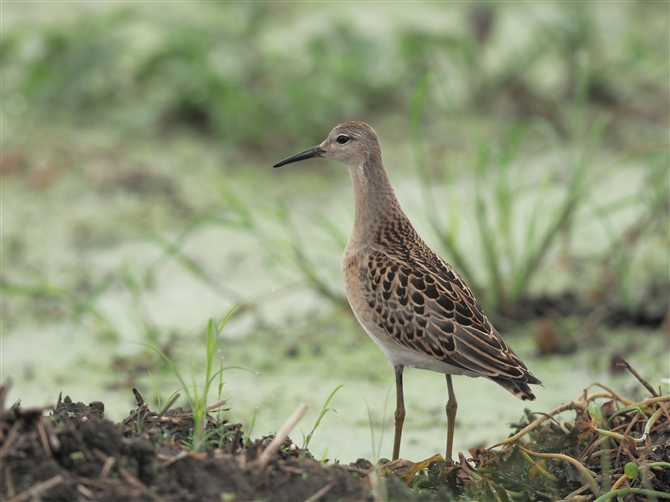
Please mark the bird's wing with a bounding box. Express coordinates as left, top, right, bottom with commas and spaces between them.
362, 249, 541, 398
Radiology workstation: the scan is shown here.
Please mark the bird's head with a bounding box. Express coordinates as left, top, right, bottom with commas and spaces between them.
273, 121, 381, 170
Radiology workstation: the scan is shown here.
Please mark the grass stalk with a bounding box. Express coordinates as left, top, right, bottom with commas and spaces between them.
409, 71, 608, 312
473, 144, 503, 306
141, 301, 246, 451
302, 385, 344, 451
511, 112, 606, 303
243, 408, 258, 450
365, 402, 377, 462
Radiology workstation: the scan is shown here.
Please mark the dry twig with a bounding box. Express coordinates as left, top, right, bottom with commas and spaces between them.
255, 402, 308, 471
302, 481, 335, 502
618, 357, 659, 397
8, 475, 65, 502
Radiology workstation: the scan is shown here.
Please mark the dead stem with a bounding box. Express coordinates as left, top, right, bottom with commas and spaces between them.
401, 453, 443, 485
205, 397, 231, 411
119, 467, 162, 501
157, 392, 181, 418
302, 481, 335, 502
615, 410, 640, 468
491, 400, 586, 448
132, 388, 144, 407
255, 403, 308, 471
496, 391, 670, 448
36, 419, 52, 457
76, 483, 95, 499
628, 395, 670, 408
617, 358, 659, 397
609, 473, 629, 491
584, 392, 627, 403
585, 383, 632, 406
8, 475, 64, 502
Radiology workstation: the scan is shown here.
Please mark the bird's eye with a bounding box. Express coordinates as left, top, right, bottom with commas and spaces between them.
336, 135, 350, 144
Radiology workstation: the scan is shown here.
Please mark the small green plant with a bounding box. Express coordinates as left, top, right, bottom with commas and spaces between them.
134, 404, 150, 434
365, 402, 376, 462
366, 385, 393, 463
181, 424, 221, 451
242, 407, 258, 450
142, 303, 244, 451
216, 424, 239, 450
147, 370, 162, 410
147, 370, 180, 415
301, 384, 344, 453
119, 265, 161, 345
588, 152, 669, 311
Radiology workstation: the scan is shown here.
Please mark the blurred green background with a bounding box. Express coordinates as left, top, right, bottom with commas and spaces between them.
3, 2, 669, 462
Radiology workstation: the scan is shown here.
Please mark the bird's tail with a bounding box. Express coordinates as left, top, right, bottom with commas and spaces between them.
491, 374, 542, 401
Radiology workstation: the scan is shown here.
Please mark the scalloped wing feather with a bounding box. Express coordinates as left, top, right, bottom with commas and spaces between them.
360, 248, 541, 400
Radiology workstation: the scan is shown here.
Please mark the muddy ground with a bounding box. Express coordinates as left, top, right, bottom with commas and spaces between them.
2, 292, 669, 502
2, 366, 669, 502
1, 389, 416, 502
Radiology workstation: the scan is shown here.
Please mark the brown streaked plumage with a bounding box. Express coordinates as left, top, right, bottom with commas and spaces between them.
273, 121, 541, 460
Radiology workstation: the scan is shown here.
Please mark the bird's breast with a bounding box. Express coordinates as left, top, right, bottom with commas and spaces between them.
341, 248, 374, 325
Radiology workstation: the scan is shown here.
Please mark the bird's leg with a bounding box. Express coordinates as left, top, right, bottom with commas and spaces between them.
392, 365, 405, 461
445, 375, 458, 460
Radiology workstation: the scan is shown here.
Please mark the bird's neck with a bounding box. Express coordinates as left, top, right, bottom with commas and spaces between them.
347, 152, 411, 248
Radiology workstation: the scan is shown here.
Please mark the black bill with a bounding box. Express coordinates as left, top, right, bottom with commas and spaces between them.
273, 146, 325, 168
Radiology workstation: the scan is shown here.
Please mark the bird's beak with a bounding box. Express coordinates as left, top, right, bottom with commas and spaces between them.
273, 146, 326, 168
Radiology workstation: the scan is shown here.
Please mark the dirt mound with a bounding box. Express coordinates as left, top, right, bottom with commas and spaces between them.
0, 388, 413, 501
1, 366, 668, 501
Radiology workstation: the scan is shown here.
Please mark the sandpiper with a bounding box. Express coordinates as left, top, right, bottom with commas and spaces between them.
273, 121, 541, 460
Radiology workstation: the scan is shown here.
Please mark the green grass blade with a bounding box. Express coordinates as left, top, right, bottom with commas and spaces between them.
303, 385, 344, 450
140, 342, 195, 411
147, 370, 162, 410
365, 401, 377, 462
473, 145, 503, 306
243, 408, 258, 449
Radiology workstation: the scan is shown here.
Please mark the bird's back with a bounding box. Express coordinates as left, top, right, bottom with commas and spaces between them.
343, 211, 541, 400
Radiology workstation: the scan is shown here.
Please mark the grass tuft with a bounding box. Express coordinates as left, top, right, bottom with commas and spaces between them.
141, 304, 243, 451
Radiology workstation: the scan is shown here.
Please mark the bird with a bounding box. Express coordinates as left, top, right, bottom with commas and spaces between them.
273, 121, 541, 461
